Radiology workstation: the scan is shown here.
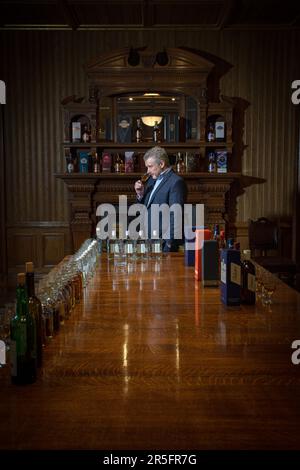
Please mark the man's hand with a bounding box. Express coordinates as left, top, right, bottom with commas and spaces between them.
134, 179, 144, 198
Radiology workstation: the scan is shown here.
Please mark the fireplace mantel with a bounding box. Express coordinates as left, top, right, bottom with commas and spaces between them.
55, 172, 241, 251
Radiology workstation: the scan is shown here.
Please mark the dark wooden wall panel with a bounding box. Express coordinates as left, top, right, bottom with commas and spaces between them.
0, 29, 299, 275
6, 224, 71, 282
7, 232, 37, 270
42, 233, 66, 268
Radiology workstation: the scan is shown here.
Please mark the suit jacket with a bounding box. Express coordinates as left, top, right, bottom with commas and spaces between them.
139, 169, 187, 251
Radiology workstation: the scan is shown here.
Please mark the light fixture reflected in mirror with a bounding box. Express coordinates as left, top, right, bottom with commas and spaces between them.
141, 116, 163, 127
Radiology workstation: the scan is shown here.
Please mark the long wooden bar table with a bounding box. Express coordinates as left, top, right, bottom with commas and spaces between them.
1, 254, 300, 450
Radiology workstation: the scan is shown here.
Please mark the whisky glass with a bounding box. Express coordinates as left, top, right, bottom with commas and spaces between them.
141, 172, 150, 183
262, 273, 277, 305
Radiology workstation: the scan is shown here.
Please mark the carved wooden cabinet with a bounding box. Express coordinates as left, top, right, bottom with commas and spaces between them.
57, 46, 246, 251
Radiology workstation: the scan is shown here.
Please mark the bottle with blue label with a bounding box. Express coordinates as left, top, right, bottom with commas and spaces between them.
79, 151, 90, 173
220, 247, 241, 306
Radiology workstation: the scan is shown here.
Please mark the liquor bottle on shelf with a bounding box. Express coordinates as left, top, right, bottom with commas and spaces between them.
114, 154, 123, 173
25, 262, 44, 367
176, 152, 185, 173
10, 273, 37, 385
153, 121, 161, 143
66, 155, 74, 174
207, 122, 215, 142
136, 118, 143, 143
208, 152, 216, 173
81, 125, 91, 143
241, 250, 256, 305
93, 152, 101, 173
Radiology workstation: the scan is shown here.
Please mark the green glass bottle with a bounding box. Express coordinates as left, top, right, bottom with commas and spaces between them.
10, 273, 37, 384
26, 262, 44, 367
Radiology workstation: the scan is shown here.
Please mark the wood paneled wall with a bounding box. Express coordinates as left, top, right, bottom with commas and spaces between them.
0, 29, 299, 276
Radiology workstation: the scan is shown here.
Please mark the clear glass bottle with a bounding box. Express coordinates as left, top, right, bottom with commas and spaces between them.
114, 154, 123, 173
136, 230, 149, 260
241, 249, 256, 305
153, 121, 160, 143
124, 230, 136, 259
107, 230, 117, 260
81, 124, 91, 143
151, 230, 162, 260
136, 118, 143, 143
207, 122, 215, 142
176, 152, 185, 173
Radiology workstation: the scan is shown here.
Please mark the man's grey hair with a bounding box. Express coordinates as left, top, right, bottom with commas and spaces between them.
143, 146, 170, 166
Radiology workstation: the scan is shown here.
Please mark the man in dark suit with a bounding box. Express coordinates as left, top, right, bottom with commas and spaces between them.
134, 146, 187, 252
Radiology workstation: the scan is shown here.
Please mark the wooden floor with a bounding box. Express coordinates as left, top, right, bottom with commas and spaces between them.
1, 254, 300, 450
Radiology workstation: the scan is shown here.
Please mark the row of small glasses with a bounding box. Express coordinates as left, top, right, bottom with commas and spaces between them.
36, 239, 99, 341
255, 264, 277, 305
0, 239, 99, 368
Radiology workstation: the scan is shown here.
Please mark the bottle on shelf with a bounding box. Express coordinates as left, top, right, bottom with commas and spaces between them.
176, 152, 185, 173
153, 121, 161, 143
114, 154, 123, 173
208, 152, 216, 173
66, 155, 74, 174
241, 249, 256, 305
93, 152, 101, 173
10, 273, 37, 385
207, 122, 215, 142
25, 262, 44, 368
136, 118, 143, 143
81, 125, 91, 143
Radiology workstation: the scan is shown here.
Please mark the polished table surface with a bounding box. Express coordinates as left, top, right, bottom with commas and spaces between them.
1, 254, 300, 450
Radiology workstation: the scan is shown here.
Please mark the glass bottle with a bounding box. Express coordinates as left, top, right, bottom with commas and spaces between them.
66, 155, 74, 174
153, 121, 160, 143
136, 118, 143, 143
25, 262, 44, 368
176, 152, 185, 173
208, 152, 216, 173
114, 154, 123, 173
241, 250, 256, 305
81, 125, 90, 143
207, 122, 215, 142
10, 273, 37, 384
93, 152, 101, 173
151, 230, 162, 260
124, 230, 136, 259
107, 230, 117, 260
136, 230, 148, 260
213, 224, 220, 246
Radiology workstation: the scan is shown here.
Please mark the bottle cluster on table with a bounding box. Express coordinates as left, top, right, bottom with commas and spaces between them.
97, 229, 164, 264
187, 224, 257, 307
8, 239, 99, 385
